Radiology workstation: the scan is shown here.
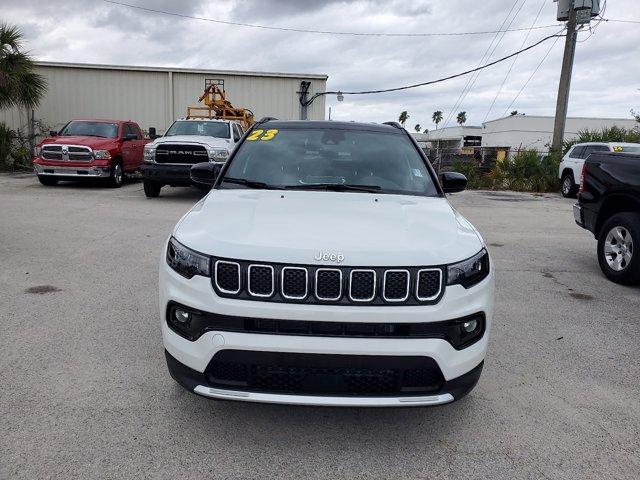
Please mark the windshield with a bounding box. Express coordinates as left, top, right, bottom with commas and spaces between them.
221, 127, 439, 196
165, 121, 230, 138
59, 121, 118, 138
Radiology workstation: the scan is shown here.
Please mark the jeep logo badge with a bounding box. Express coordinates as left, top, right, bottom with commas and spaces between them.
314, 252, 345, 263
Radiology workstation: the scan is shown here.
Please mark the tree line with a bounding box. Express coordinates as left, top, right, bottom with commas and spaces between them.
398, 110, 467, 132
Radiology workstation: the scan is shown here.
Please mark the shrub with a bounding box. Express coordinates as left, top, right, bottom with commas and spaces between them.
451, 159, 491, 190
0, 122, 39, 171
490, 150, 561, 192
451, 150, 561, 193
0, 122, 17, 169
563, 126, 640, 153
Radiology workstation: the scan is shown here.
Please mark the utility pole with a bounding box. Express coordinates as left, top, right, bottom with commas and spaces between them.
298, 81, 311, 120
551, 4, 577, 153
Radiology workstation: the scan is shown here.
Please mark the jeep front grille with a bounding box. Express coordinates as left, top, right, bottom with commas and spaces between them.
416, 269, 442, 301
349, 270, 376, 302
281, 267, 307, 300
211, 258, 444, 306
383, 270, 410, 302
315, 269, 342, 301
215, 261, 241, 294
155, 144, 208, 164
248, 265, 274, 297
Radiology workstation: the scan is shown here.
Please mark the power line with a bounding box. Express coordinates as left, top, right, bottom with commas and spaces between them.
442, 0, 522, 129
502, 32, 562, 117
577, 0, 607, 43
602, 18, 640, 25
484, 0, 546, 122
301, 32, 564, 106
102, 0, 564, 37
443, 0, 526, 128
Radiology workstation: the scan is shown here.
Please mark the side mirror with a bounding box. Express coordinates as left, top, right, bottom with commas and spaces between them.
190, 162, 222, 186
441, 171, 468, 193
148, 127, 158, 139
123, 133, 137, 141
49, 130, 58, 137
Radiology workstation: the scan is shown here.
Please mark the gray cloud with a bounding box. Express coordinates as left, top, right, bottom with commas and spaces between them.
1, 0, 638, 129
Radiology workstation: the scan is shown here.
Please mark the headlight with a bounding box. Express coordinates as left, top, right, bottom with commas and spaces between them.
166, 237, 211, 278
143, 144, 156, 163
447, 249, 490, 288
93, 150, 111, 160
34, 146, 42, 157
208, 148, 229, 162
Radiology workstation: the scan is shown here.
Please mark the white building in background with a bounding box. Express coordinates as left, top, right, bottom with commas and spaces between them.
0, 61, 328, 135
481, 115, 639, 153
410, 131, 430, 150
426, 125, 483, 151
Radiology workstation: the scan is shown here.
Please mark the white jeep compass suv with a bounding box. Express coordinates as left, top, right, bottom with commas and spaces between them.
160, 119, 494, 407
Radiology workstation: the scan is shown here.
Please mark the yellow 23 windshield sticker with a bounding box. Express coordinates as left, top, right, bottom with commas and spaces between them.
246, 129, 279, 141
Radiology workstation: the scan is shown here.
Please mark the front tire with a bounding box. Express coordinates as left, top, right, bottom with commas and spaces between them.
597, 213, 640, 285
108, 161, 123, 188
143, 179, 162, 198
561, 173, 578, 198
37, 176, 58, 186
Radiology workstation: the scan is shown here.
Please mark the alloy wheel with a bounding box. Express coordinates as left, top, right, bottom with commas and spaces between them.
604, 226, 634, 271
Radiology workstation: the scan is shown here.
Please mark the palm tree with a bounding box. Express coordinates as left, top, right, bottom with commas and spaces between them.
414, 124, 421, 132
0, 23, 47, 110
398, 111, 409, 127
432, 110, 443, 129
456, 111, 467, 125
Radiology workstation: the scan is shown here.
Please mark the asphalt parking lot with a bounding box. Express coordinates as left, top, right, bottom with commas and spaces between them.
1, 174, 639, 479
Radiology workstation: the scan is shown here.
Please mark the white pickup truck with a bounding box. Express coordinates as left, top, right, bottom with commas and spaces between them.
140, 118, 245, 197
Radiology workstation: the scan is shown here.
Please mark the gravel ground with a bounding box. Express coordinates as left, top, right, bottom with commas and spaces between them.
1, 174, 638, 479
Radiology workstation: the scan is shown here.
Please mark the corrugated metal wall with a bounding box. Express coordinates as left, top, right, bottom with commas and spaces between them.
0, 63, 327, 135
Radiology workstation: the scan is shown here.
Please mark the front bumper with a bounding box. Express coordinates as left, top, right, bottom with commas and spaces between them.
166, 349, 483, 407
141, 163, 193, 185
34, 163, 111, 178
160, 257, 494, 406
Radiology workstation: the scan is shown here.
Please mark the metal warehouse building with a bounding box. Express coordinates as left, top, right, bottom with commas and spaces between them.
0, 61, 327, 135
482, 115, 639, 152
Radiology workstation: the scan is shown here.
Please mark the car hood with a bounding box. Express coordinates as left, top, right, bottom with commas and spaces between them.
153, 135, 232, 148
40, 136, 118, 149
174, 190, 484, 266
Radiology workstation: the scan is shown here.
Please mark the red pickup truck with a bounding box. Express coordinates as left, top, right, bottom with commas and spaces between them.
33, 119, 152, 188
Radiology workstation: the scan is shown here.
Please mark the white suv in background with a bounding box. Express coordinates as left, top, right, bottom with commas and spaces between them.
559, 142, 640, 198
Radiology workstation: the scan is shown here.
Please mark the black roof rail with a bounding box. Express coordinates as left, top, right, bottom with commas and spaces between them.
382, 121, 402, 129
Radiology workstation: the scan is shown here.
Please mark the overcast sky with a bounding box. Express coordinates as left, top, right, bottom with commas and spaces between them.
3, 0, 639, 130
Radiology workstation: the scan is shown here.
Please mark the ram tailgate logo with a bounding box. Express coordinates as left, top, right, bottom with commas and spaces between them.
314, 252, 345, 263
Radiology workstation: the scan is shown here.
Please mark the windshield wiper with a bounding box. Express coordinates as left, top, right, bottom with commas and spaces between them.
222, 177, 280, 190
284, 183, 381, 193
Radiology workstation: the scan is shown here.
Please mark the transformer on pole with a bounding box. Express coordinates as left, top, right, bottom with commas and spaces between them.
551, 0, 600, 153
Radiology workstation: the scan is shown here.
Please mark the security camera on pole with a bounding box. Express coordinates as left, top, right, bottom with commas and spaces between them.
551, 0, 601, 153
